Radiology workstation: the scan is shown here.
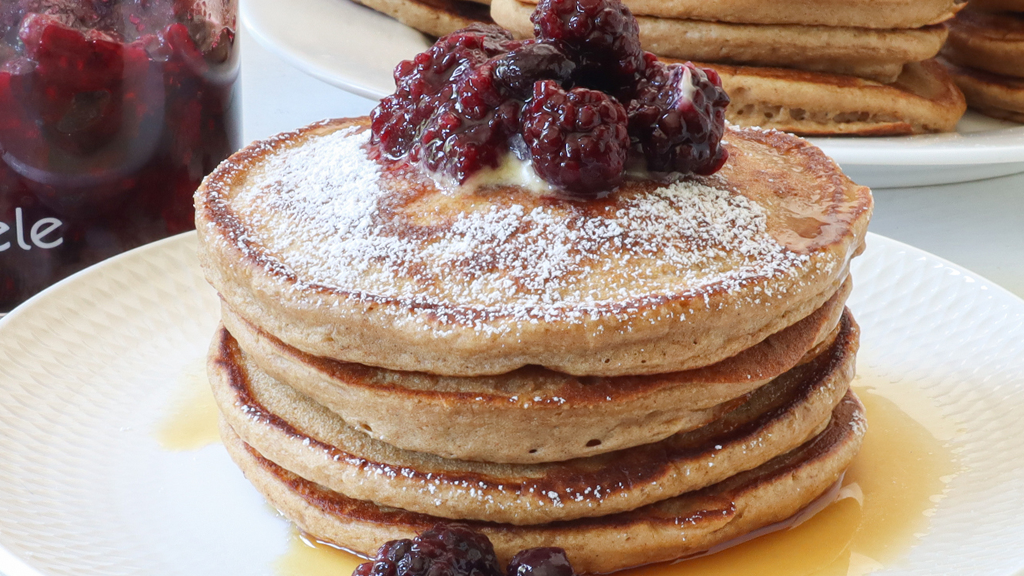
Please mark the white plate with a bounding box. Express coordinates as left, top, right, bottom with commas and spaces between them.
1, 231, 1024, 576
242, 0, 1024, 189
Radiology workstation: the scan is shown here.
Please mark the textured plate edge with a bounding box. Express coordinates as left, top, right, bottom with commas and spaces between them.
858, 232, 1024, 308
0, 232, 196, 332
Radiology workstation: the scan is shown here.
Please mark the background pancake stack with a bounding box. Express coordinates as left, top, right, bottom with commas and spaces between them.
196, 119, 874, 573
940, 1, 1024, 122
491, 0, 969, 135
350, 0, 492, 37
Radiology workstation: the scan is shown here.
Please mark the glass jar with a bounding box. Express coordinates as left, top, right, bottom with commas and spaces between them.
0, 0, 240, 313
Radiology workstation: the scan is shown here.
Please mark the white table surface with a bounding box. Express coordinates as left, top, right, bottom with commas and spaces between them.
239, 25, 1024, 300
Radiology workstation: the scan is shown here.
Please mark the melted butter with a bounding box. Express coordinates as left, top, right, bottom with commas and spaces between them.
271, 373, 960, 576
457, 153, 557, 195
155, 356, 221, 450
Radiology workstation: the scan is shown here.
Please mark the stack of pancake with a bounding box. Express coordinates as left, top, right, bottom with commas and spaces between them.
940, 1, 1024, 122
195, 117, 873, 572
491, 0, 969, 135
350, 0, 492, 38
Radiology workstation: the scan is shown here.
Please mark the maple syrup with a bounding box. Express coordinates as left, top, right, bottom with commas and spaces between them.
155, 356, 221, 451
272, 375, 960, 576
276, 532, 365, 576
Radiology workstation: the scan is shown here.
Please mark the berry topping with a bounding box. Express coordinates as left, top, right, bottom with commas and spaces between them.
522, 80, 628, 194
627, 61, 731, 175
368, 0, 729, 196
371, 24, 514, 159
530, 0, 645, 92
416, 95, 521, 184
353, 524, 503, 576
506, 548, 575, 576
353, 525, 578, 576
492, 42, 575, 99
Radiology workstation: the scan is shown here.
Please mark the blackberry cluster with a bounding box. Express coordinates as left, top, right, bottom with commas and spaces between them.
530, 0, 644, 92
368, 0, 730, 196
353, 524, 577, 576
507, 548, 575, 576
522, 80, 629, 193
627, 61, 731, 175
370, 24, 516, 161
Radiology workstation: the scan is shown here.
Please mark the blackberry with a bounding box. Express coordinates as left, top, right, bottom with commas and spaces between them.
626, 60, 730, 175
506, 548, 575, 576
530, 0, 645, 92
371, 25, 513, 159
436, 23, 517, 58
522, 80, 629, 195
353, 524, 503, 576
415, 87, 520, 183
492, 41, 575, 98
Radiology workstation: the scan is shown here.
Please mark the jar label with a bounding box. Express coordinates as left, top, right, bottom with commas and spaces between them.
0, 208, 64, 252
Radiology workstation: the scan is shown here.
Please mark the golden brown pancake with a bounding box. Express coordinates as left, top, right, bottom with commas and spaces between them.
210, 310, 856, 524
942, 10, 1024, 78
221, 391, 865, 573
351, 0, 491, 37
705, 59, 967, 135
219, 278, 849, 463
491, 0, 948, 83
514, 0, 964, 29
195, 119, 871, 378
942, 59, 1024, 122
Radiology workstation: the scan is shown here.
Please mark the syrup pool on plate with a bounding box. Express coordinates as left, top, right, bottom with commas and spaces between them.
155, 355, 220, 451
155, 359, 961, 576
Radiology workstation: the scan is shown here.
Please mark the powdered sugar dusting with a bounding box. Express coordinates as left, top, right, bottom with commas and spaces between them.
227, 128, 814, 331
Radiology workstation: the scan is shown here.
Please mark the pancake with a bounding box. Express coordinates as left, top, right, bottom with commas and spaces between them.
513, 0, 964, 29
210, 309, 856, 524
350, 0, 491, 37
942, 10, 1024, 78
220, 277, 850, 463
222, 391, 865, 573
195, 119, 871, 378
942, 59, 1024, 122
490, 0, 948, 83
705, 59, 967, 135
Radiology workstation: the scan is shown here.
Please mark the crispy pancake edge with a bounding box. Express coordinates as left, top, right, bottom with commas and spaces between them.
221, 391, 865, 572
219, 278, 850, 463
210, 310, 857, 524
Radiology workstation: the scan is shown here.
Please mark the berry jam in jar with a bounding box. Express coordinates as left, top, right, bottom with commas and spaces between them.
0, 0, 239, 313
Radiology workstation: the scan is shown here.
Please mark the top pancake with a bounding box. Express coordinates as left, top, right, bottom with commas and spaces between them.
514, 0, 964, 28
195, 118, 871, 377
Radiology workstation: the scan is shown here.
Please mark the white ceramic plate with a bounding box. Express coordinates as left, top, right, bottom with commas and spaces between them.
1, 231, 1024, 576
242, 0, 1024, 189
